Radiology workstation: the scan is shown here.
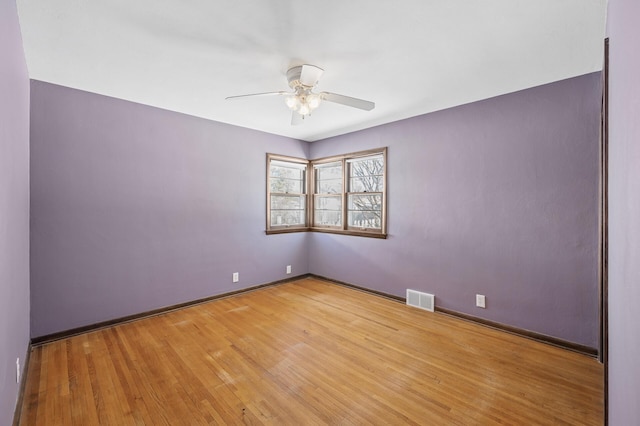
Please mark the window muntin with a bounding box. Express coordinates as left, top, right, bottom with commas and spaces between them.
267, 156, 307, 231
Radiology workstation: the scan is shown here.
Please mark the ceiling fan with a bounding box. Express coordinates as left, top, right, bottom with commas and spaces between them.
225, 64, 375, 125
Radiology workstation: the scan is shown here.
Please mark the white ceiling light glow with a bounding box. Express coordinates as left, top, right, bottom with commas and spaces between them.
286, 90, 321, 117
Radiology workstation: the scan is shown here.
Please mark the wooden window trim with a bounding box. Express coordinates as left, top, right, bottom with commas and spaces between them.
266, 154, 309, 234
266, 148, 388, 239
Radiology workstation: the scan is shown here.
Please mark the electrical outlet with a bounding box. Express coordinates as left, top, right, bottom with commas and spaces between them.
232, 272, 239, 283
476, 294, 486, 308
16, 358, 20, 383
286, 265, 292, 274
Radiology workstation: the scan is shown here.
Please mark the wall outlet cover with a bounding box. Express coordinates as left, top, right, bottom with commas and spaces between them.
476, 294, 486, 308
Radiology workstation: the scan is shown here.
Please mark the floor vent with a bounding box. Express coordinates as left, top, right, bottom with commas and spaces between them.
406, 289, 435, 312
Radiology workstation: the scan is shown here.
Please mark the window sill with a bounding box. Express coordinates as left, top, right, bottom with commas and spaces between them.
266, 227, 387, 239
266, 227, 308, 235
311, 227, 387, 239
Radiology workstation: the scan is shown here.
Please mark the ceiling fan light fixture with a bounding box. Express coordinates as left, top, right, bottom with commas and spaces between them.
298, 103, 311, 116
285, 95, 299, 110
307, 93, 321, 110
227, 64, 374, 124
286, 92, 321, 116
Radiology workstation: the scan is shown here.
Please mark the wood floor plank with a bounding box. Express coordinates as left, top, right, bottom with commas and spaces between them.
19, 277, 603, 425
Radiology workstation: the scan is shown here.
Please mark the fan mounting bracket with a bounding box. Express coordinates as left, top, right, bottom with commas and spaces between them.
287, 64, 323, 90
286, 66, 306, 89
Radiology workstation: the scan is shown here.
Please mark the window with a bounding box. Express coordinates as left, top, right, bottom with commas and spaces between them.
266, 155, 308, 232
266, 148, 387, 238
313, 161, 343, 228
311, 149, 386, 237
346, 153, 384, 231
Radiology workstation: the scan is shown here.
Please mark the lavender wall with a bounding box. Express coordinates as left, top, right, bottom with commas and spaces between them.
30, 81, 309, 338
607, 0, 640, 423
30, 73, 601, 348
0, 0, 31, 423
310, 73, 601, 348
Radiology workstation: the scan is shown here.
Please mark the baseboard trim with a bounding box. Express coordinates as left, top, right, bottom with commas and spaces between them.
436, 307, 598, 358
30, 273, 598, 359
12, 343, 32, 426
31, 274, 311, 346
310, 274, 597, 358
310, 274, 405, 302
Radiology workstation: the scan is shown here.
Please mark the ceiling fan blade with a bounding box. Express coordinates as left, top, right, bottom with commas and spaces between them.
320, 92, 375, 111
225, 91, 289, 100
299, 64, 324, 87
291, 111, 304, 126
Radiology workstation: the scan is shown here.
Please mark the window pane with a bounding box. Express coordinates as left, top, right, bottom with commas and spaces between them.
348, 194, 382, 211
315, 210, 342, 226
270, 164, 304, 180
270, 177, 303, 194
314, 195, 342, 227
316, 195, 341, 210
317, 163, 342, 180
348, 194, 382, 229
349, 175, 383, 192
347, 156, 383, 169
348, 211, 382, 229
348, 156, 383, 192
271, 194, 305, 226
270, 163, 305, 194
271, 209, 306, 226
317, 178, 342, 194
271, 195, 305, 210
315, 162, 342, 194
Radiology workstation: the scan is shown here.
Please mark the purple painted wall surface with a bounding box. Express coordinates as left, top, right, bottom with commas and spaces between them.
607, 0, 640, 423
310, 73, 601, 348
0, 0, 31, 423
30, 81, 309, 338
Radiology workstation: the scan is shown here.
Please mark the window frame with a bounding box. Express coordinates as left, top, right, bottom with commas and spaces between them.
311, 159, 345, 231
311, 148, 387, 238
266, 154, 310, 234
266, 148, 387, 239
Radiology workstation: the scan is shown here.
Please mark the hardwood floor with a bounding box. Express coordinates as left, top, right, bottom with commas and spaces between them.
19, 277, 603, 425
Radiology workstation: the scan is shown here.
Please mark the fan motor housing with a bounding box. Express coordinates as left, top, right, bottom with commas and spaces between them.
287, 66, 305, 89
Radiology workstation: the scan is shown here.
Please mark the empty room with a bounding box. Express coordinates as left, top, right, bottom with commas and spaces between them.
2, 0, 639, 425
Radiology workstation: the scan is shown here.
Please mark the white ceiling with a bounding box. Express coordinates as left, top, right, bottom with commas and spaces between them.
17, 0, 607, 142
